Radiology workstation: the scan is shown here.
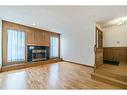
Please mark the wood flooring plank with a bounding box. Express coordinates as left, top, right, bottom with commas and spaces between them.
0, 61, 120, 89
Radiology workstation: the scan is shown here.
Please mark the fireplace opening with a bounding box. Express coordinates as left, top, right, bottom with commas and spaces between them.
27, 46, 49, 62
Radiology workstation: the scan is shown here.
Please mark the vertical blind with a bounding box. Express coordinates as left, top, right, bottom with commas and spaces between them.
0, 20, 2, 66
7, 29, 25, 63
50, 36, 59, 58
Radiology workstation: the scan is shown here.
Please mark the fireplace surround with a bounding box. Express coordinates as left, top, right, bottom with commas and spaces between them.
27, 46, 49, 62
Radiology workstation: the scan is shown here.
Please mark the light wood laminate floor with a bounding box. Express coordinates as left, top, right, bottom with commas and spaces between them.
98, 61, 127, 77
0, 61, 120, 89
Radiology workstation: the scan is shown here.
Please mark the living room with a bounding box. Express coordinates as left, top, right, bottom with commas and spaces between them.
0, 5, 126, 95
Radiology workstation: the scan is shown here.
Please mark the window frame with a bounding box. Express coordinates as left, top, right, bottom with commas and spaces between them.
2, 21, 27, 66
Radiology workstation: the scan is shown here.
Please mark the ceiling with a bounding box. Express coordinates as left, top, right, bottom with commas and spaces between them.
0, 6, 127, 33
98, 16, 127, 28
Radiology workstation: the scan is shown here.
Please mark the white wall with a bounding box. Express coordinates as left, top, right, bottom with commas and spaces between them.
61, 22, 95, 66
103, 23, 127, 47
0, 19, 2, 68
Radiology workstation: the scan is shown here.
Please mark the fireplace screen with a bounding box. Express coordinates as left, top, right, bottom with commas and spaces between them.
27, 46, 49, 62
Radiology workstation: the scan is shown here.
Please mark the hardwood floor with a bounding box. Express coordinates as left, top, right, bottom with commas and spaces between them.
96, 61, 127, 78
92, 61, 127, 88
0, 61, 120, 89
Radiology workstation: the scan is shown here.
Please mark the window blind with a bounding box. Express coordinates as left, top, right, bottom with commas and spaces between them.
50, 36, 59, 58
0, 20, 2, 66
7, 29, 25, 63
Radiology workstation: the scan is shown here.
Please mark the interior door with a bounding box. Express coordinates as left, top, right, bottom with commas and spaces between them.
94, 27, 103, 69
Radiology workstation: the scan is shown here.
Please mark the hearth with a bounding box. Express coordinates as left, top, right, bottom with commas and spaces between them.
27, 46, 49, 62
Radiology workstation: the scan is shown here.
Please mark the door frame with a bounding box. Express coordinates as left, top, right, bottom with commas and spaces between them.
94, 27, 103, 70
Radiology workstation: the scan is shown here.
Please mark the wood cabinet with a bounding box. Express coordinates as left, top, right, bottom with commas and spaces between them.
44, 31, 50, 44
26, 28, 50, 46
26, 28, 35, 44
33, 30, 50, 46
34, 30, 40, 45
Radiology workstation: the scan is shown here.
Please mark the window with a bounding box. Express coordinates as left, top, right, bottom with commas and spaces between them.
7, 29, 25, 63
0, 20, 2, 66
50, 36, 59, 58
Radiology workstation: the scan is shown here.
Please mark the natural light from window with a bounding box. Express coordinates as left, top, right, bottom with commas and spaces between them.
7, 29, 25, 63
50, 36, 59, 58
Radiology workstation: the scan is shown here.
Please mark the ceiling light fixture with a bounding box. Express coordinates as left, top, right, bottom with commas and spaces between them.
117, 16, 127, 25
100, 16, 127, 28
